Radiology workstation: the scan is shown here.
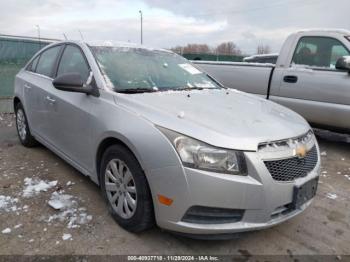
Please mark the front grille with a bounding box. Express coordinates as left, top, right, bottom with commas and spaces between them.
264, 146, 318, 182
182, 206, 244, 224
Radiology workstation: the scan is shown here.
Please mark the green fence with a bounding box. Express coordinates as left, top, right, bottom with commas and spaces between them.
0, 36, 51, 98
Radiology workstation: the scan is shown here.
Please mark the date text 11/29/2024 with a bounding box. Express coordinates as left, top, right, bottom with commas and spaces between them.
127, 255, 219, 261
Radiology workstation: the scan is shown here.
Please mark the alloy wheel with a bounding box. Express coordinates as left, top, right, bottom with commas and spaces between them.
105, 159, 137, 219
16, 109, 27, 141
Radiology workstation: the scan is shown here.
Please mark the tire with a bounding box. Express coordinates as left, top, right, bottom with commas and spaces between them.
100, 144, 155, 232
15, 102, 38, 147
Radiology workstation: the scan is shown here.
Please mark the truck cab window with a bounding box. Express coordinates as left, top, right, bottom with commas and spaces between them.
292, 36, 350, 69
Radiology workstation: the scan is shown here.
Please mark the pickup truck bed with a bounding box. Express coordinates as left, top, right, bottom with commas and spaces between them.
194, 61, 275, 99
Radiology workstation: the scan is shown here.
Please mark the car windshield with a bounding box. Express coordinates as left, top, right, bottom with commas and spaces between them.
90, 46, 221, 93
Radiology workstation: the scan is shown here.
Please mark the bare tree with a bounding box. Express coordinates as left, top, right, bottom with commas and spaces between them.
170, 46, 184, 54
257, 44, 271, 54
181, 44, 211, 54
215, 42, 242, 55
170, 42, 242, 56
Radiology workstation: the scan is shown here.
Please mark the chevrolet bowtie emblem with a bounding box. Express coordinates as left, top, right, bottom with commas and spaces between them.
294, 145, 307, 158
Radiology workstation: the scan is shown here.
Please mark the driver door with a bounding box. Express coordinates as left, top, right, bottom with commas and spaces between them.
45, 44, 96, 172
275, 36, 350, 129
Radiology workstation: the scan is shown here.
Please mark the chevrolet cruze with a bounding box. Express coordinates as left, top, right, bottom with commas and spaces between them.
14, 41, 320, 238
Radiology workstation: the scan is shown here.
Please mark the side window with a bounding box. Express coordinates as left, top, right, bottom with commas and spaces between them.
57, 45, 90, 82
36, 46, 61, 77
28, 56, 40, 72
292, 37, 350, 69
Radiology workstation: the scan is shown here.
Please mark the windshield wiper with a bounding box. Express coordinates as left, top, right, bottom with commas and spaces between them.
167, 86, 224, 91
164, 86, 204, 91
116, 88, 158, 94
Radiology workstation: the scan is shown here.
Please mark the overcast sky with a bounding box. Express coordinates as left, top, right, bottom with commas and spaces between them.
0, 0, 349, 54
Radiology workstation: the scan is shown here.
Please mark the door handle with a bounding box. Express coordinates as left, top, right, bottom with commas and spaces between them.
283, 75, 298, 83
24, 84, 31, 89
46, 96, 56, 104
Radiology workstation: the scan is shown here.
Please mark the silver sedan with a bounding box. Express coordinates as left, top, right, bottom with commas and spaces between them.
13, 41, 320, 238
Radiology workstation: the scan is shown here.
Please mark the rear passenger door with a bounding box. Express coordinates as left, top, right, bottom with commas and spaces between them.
275, 36, 350, 129
44, 44, 95, 172
24, 45, 63, 140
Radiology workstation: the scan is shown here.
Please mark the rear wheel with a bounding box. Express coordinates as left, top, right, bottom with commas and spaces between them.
15, 103, 37, 147
100, 145, 155, 232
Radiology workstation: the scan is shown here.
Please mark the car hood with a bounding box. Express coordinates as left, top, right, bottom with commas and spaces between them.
113, 89, 310, 151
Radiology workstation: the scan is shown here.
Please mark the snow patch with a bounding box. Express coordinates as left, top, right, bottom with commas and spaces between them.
23, 178, 57, 197
326, 193, 338, 200
48, 192, 74, 210
177, 111, 185, 119
62, 233, 72, 241
2, 228, 11, 234
47, 192, 92, 229
14, 224, 22, 229
66, 181, 75, 186
0, 195, 19, 212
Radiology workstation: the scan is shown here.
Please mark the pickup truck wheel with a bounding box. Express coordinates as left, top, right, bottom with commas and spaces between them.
100, 145, 155, 232
15, 103, 37, 147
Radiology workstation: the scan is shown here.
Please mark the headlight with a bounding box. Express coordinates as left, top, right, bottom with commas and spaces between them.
158, 127, 247, 175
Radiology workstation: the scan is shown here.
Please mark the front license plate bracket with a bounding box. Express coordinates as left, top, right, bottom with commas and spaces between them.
292, 177, 318, 210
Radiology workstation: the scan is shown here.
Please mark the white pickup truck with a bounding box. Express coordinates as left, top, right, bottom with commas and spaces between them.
194, 29, 350, 132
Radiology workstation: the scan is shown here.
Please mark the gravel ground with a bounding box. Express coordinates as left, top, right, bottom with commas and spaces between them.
0, 113, 350, 256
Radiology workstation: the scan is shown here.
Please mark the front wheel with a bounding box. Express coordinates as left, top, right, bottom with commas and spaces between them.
15, 103, 37, 147
100, 145, 155, 232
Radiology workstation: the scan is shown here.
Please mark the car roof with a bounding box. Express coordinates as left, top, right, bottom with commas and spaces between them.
295, 28, 350, 35
54, 40, 172, 53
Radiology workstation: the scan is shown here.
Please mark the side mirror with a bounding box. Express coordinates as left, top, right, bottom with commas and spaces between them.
53, 73, 99, 96
335, 56, 350, 72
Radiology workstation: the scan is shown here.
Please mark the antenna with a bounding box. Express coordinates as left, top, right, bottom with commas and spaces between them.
78, 29, 84, 41
63, 33, 68, 40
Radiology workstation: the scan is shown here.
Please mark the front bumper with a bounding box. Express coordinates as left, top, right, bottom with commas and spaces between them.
147, 148, 321, 235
